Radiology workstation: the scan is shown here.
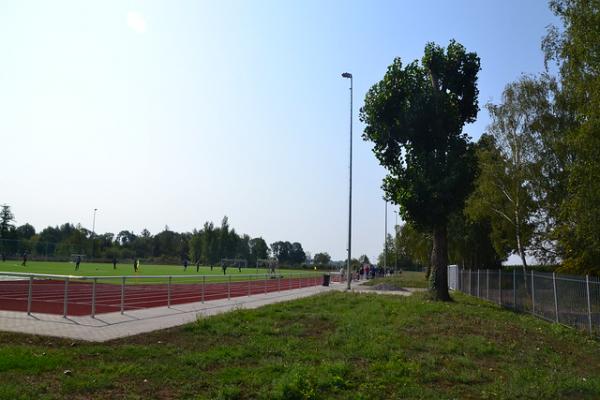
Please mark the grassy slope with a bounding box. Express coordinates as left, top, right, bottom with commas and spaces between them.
362, 271, 428, 288
1, 292, 599, 399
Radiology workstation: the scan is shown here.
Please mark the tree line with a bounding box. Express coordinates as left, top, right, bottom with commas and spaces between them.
0, 207, 312, 267
362, 0, 600, 299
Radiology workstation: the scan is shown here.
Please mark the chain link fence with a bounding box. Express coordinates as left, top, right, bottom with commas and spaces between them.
453, 268, 600, 337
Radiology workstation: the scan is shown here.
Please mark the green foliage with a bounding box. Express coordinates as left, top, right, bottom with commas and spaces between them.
361, 40, 480, 299
271, 241, 306, 266
543, 0, 600, 274
313, 252, 331, 266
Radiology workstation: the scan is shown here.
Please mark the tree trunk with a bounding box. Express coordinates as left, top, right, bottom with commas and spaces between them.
515, 221, 529, 293
429, 225, 451, 301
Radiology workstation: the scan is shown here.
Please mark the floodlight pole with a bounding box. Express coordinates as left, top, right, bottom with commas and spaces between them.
394, 210, 398, 272
342, 72, 353, 290
92, 208, 97, 261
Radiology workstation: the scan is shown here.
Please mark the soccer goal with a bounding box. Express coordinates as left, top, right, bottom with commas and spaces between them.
256, 258, 278, 274
220, 258, 248, 272
70, 254, 86, 263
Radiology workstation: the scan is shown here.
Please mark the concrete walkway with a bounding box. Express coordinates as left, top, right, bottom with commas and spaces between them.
0, 284, 337, 342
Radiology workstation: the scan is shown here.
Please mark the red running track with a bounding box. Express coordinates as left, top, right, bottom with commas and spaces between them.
0, 276, 333, 316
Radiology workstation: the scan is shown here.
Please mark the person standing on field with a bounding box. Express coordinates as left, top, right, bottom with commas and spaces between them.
112, 257, 118, 269
196, 259, 200, 272
133, 258, 139, 272
183, 259, 188, 271
21, 252, 27, 267
75, 255, 81, 271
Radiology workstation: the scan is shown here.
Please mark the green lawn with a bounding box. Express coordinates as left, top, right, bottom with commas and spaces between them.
1, 291, 599, 399
362, 271, 428, 289
0, 261, 306, 278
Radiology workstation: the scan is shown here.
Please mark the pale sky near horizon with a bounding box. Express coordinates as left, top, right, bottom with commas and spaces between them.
0, 1, 557, 262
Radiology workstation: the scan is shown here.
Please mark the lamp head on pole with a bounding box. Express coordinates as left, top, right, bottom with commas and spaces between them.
341, 72, 352, 79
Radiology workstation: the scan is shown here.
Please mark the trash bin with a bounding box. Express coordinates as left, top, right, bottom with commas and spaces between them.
322, 274, 331, 287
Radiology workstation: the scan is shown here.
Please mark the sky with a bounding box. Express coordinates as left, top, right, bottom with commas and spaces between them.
0, 1, 558, 262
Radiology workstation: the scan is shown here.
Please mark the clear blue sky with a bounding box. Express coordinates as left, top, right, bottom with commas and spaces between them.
0, 1, 557, 262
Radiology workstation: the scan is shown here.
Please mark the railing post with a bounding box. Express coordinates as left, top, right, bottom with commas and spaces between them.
477, 269, 480, 297
499, 269, 502, 306
586, 275, 592, 335
553, 272, 559, 323
202, 276, 205, 303
120, 276, 125, 314
167, 276, 172, 308
92, 278, 97, 318
63, 277, 69, 318
27, 276, 33, 315
228, 275, 231, 300
531, 270, 535, 315
513, 268, 516, 310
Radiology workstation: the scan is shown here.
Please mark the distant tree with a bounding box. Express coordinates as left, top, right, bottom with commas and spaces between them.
271, 241, 291, 264
289, 242, 306, 265
358, 254, 371, 265
236, 234, 251, 261
249, 237, 269, 264
361, 40, 480, 300
189, 229, 203, 263
314, 252, 331, 266
0, 205, 15, 237
116, 230, 136, 247
16, 223, 36, 240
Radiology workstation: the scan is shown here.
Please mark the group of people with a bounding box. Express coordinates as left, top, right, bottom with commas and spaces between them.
352, 264, 388, 280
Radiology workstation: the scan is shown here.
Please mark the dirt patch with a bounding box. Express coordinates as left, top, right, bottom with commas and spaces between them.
368, 283, 409, 291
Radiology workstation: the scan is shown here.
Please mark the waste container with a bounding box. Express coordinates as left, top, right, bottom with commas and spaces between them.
322, 274, 331, 287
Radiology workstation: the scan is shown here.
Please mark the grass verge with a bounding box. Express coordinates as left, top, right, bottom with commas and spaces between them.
0, 291, 599, 399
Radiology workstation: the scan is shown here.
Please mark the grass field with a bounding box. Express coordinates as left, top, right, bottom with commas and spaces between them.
0, 261, 309, 278
362, 271, 428, 289
1, 291, 599, 399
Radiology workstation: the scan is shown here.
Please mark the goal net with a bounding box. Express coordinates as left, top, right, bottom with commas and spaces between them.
256, 258, 278, 274
220, 258, 248, 270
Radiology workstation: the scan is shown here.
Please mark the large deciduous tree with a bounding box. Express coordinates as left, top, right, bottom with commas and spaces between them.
361, 40, 480, 300
543, 0, 600, 274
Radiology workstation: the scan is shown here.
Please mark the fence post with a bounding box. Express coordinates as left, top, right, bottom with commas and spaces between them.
586, 275, 592, 335
553, 272, 559, 323
27, 276, 33, 315
120, 277, 125, 314
477, 269, 480, 297
513, 268, 516, 310
167, 276, 172, 308
486, 269, 489, 299
499, 269, 502, 306
202, 276, 205, 303
63, 277, 69, 318
531, 270, 535, 315
92, 278, 97, 318
228, 275, 231, 300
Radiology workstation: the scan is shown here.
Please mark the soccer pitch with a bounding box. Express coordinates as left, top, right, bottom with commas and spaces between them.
0, 260, 302, 278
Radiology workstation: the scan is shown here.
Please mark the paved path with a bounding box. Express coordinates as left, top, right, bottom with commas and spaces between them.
0, 284, 337, 342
